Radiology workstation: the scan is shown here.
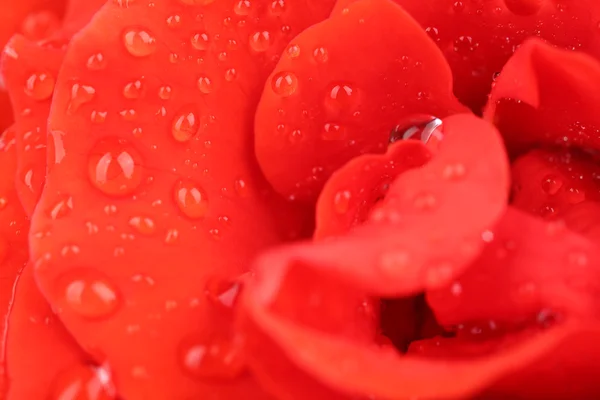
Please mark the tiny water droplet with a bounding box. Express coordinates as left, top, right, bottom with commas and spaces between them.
179, 333, 245, 379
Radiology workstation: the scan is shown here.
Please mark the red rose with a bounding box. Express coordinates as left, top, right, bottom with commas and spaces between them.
1, 0, 600, 399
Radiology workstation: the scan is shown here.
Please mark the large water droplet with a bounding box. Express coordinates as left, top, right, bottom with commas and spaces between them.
88, 138, 143, 197
271, 71, 298, 97
174, 179, 209, 219
59, 269, 120, 318
390, 115, 443, 145
123, 28, 157, 57
171, 107, 199, 142
24, 72, 55, 100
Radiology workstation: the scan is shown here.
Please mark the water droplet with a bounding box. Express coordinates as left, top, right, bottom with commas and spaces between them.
191, 32, 209, 50
413, 192, 437, 210
174, 179, 209, 219
333, 190, 351, 214
123, 28, 157, 57
287, 44, 300, 58
270, 0, 286, 15
234, 0, 252, 15
205, 276, 242, 310
0, 237, 8, 265
158, 85, 172, 100
49, 364, 114, 400
129, 216, 156, 235
47, 195, 74, 219
197, 75, 213, 94
171, 107, 199, 142
541, 175, 563, 195
68, 83, 96, 114
234, 179, 249, 197
123, 80, 144, 99
91, 110, 107, 124
179, 332, 245, 379
313, 47, 329, 63
271, 71, 298, 97
504, 0, 542, 16
86, 53, 107, 70
426, 262, 454, 287
324, 83, 359, 114
390, 116, 443, 144
566, 187, 585, 204
24, 72, 55, 100
88, 138, 143, 197
20, 10, 61, 42
165, 228, 179, 244
0, 197, 7, 210
113, 0, 137, 6
59, 269, 120, 318
166, 14, 182, 28
453, 35, 477, 54
225, 68, 237, 82
442, 163, 466, 180
249, 31, 271, 52
378, 250, 410, 277
321, 123, 346, 141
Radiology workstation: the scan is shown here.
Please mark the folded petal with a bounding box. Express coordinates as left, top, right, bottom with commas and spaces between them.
336, 0, 600, 112
427, 208, 600, 328
29, 1, 334, 398
485, 38, 600, 154
255, 0, 467, 203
